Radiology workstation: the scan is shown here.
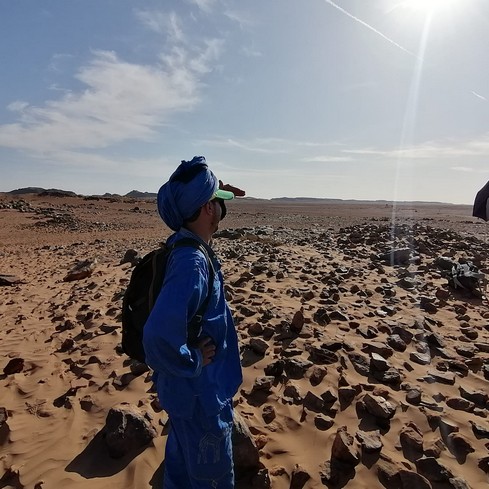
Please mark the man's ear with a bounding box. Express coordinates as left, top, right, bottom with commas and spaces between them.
203, 201, 214, 216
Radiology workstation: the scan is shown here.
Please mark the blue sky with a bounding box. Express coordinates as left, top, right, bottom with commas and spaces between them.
0, 0, 488, 203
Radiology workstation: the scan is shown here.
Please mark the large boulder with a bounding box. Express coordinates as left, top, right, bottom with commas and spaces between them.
232, 410, 260, 480
103, 403, 157, 458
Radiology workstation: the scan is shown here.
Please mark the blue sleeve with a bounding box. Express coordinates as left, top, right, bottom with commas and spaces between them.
142, 247, 209, 378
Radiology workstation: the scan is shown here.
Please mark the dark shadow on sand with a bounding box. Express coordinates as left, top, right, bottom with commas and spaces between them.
65, 430, 148, 478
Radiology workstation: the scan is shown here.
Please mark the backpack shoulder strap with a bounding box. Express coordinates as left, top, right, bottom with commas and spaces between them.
168, 238, 216, 344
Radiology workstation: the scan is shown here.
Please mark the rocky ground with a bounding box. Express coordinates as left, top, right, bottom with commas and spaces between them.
0, 194, 488, 489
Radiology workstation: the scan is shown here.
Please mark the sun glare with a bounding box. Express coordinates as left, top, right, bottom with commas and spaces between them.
401, 0, 461, 14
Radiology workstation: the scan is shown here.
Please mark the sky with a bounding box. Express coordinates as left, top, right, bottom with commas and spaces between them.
0, 0, 488, 204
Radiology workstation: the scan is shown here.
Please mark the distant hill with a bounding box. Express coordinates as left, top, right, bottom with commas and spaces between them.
124, 190, 158, 199
7, 187, 78, 197
270, 197, 457, 205
4, 188, 464, 206
8, 187, 46, 195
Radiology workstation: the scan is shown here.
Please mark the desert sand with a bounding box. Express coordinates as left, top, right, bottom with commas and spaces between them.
1, 193, 488, 489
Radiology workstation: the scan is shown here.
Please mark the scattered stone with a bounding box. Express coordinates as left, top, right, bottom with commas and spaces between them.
446, 432, 474, 458
249, 338, 269, 356
406, 388, 422, 405
290, 309, 305, 334
262, 405, 276, 424
63, 259, 97, 282
120, 249, 139, 266
446, 397, 474, 412
356, 430, 382, 453
103, 403, 157, 458
309, 366, 327, 386
363, 393, 396, 420
415, 456, 453, 482
331, 426, 359, 466
289, 464, 310, 489
0, 274, 23, 286
3, 358, 24, 375
314, 414, 334, 431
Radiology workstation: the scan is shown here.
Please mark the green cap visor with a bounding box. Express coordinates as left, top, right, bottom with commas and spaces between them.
213, 189, 234, 200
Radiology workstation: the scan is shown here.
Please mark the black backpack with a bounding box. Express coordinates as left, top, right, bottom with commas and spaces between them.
121, 237, 215, 363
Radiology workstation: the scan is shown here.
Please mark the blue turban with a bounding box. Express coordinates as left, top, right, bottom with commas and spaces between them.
157, 156, 219, 231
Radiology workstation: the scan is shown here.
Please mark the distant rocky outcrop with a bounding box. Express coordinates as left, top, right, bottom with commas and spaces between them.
7, 187, 46, 195
7, 187, 78, 197
124, 190, 158, 199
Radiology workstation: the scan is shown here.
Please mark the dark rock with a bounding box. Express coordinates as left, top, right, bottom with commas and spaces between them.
370, 352, 390, 372
387, 334, 407, 352
446, 432, 474, 458
361, 341, 393, 358
410, 352, 431, 365
103, 403, 157, 458
426, 370, 455, 385
348, 352, 370, 376
3, 358, 24, 375
331, 426, 359, 466
313, 308, 330, 326
330, 310, 349, 321
338, 387, 357, 409
262, 405, 276, 424
303, 391, 324, 412
378, 248, 412, 265
446, 397, 474, 412
120, 249, 139, 266
0, 407, 8, 427
0, 274, 23, 286
363, 393, 396, 420
469, 420, 489, 438
356, 429, 382, 453
63, 259, 97, 282
459, 386, 488, 408
314, 414, 334, 431
283, 358, 312, 379
416, 457, 453, 482
249, 338, 269, 356
308, 346, 338, 365
251, 376, 274, 392
264, 360, 284, 378
290, 464, 310, 489
283, 382, 302, 403
406, 388, 422, 405
400, 425, 423, 454
399, 470, 431, 489
233, 411, 261, 479
290, 309, 305, 334
309, 366, 327, 386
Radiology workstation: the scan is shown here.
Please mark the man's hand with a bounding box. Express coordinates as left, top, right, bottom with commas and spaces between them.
219, 180, 246, 197
198, 337, 216, 366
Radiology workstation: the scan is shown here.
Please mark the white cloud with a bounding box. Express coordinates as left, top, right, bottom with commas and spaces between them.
224, 10, 256, 29
135, 9, 184, 43
0, 46, 213, 153
342, 135, 489, 159
301, 155, 354, 163
242, 46, 262, 58
7, 101, 29, 112
199, 136, 344, 153
198, 137, 289, 154
189, 0, 218, 13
